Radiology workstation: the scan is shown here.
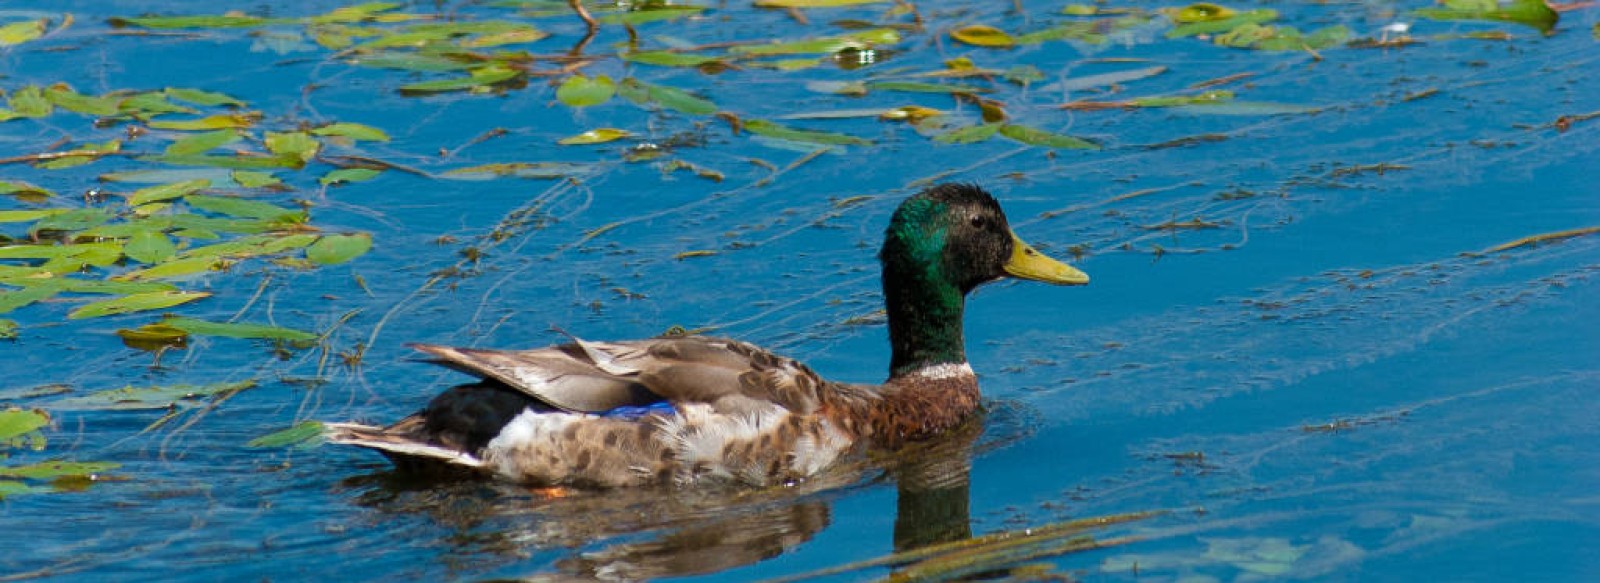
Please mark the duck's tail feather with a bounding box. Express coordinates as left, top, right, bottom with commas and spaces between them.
325, 418, 484, 471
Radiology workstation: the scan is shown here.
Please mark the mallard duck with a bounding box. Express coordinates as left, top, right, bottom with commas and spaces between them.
326, 184, 1088, 488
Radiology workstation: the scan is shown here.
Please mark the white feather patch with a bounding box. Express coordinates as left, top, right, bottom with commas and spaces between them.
482, 409, 588, 478
909, 362, 974, 380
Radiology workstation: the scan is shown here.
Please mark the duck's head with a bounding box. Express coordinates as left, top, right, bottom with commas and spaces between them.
879, 184, 1087, 378
880, 183, 1088, 292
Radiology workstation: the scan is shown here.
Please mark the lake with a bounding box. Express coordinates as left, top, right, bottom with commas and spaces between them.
1, 0, 1597, 580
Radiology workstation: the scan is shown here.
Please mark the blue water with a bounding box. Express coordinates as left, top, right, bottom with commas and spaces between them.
2, 0, 1597, 580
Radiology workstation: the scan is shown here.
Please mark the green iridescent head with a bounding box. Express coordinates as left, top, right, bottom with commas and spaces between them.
878, 184, 1088, 378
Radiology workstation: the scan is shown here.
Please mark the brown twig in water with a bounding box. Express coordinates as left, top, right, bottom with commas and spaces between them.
318, 154, 432, 178
1480, 226, 1600, 254
568, 0, 598, 32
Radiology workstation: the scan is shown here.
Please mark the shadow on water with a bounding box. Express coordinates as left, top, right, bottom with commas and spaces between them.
336, 402, 1156, 580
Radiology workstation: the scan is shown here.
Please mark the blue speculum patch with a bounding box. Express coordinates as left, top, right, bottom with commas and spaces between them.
598, 400, 676, 420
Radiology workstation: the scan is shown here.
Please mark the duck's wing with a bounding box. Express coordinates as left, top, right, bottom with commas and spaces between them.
409, 336, 826, 415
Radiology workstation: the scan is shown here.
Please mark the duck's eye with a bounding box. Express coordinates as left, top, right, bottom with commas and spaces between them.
969, 215, 987, 229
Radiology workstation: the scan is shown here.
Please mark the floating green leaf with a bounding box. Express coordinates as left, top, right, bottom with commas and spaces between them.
1167, 9, 1278, 38
933, 123, 1002, 144
951, 25, 1016, 47
43, 86, 123, 116
1167, 3, 1236, 23
0, 180, 54, 199
0, 19, 47, 47
597, 5, 707, 25
1215, 23, 1350, 50
1130, 90, 1235, 107
162, 316, 318, 342
306, 233, 373, 265
164, 87, 246, 107
730, 28, 900, 56
398, 64, 520, 94
5, 278, 177, 295
48, 380, 255, 411
622, 51, 724, 67
8, 86, 52, 118
119, 92, 197, 117
124, 230, 178, 264
186, 194, 304, 222
0, 409, 49, 444
557, 75, 616, 107
108, 15, 283, 29
0, 319, 14, 340
232, 170, 282, 188
1016, 22, 1107, 44
164, 130, 241, 157
0, 210, 68, 224
999, 124, 1100, 149
264, 131, 321, 166
0, 287, 56, 315
320, 168, 383, 185
311, 122, 390, 142
744, 119, 872, 146
67, 291, 211, 319
618, 79, 719, 115
31, 208, 113, 234
148, 113, 258, 131
867, 81, 991, 94
0, 461, 119, 480
181, 233, 318, 259
558, 128, 631, 145
1415, 0, 1557, 33
129, 179, 211, 206
246, 421, 326, 448
113, 256, 226, 281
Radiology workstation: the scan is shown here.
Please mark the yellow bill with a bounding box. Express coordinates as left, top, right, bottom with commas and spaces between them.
1003, 231, 1089, 285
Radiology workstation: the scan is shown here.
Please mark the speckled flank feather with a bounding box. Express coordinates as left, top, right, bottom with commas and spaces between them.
478, 402, 857, 488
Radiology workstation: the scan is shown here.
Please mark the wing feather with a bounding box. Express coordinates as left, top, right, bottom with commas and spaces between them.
409, 335, 825, 415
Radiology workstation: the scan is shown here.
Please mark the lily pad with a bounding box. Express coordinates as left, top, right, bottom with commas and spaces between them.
161, 316, 318, 342
131, 180, 217, 209
558, 128, 632, 145
67, 291, 211, 319
320, 168, 383, 185
0, 19, 48, 47
164, 130, 243, 157
999, 124, 1101, 149
47, 380, 256, 411
246, 421, 326, 449
306, 233, 373, 265
556, 75, 616, 107
311, 122, 390, 142
185, 195, 304, 222
0, 408, 49, 446
398, 64, 521, 95
622, 51, 724, 67
933, 123, 1003, 144
124, 230, 178, 264
951, 25, 1016, 47
164, 87, 246, 107
744, 119, 872, 146
1415, 0, 1557, 33
618, 79, 718, 115
0, 461, 120, 480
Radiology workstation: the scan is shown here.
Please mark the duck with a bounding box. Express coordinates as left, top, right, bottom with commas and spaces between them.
325, 183, 1088, 488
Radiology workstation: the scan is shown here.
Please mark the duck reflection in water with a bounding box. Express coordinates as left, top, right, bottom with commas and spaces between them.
341, 391, 1006, 580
